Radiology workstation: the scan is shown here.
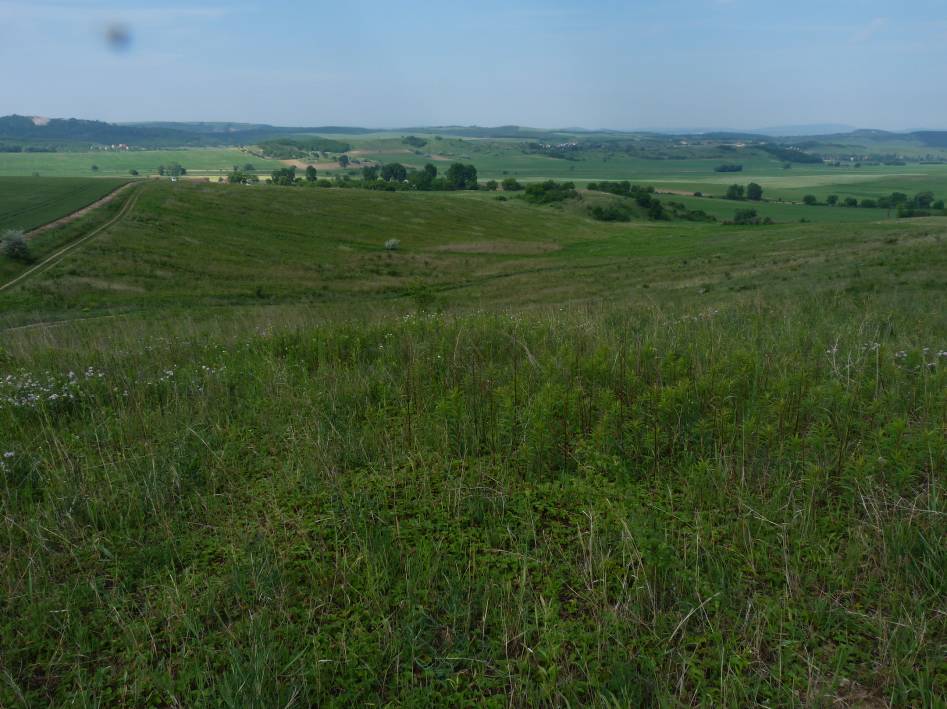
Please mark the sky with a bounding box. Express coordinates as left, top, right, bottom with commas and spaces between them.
2, 0, 946, 131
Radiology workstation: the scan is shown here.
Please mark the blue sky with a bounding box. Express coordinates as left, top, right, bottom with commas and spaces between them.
2, 0, 946, 130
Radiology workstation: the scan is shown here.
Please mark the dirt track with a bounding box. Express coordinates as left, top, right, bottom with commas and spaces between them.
1, 185, 140, 294
25, 181, 138, 240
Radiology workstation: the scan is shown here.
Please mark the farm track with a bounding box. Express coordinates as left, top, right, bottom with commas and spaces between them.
22, 181, 137, 238
0, 185, 140, 294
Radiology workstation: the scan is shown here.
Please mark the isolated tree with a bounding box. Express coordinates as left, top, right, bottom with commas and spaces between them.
381, 163, 407, 182
362, 165, 379, 181
725, 184, 745, 201
826, 195, 839, 206
2, 229, 32, 263
305, 165, 317, 182
91, 165, 99, 172
746, 182, 763, 201
802, 194, 818, 205
129, 169, 139, 176
338, 154, 350, 168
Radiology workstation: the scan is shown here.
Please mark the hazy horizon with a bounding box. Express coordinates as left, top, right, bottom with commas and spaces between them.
2, 0, 946, 131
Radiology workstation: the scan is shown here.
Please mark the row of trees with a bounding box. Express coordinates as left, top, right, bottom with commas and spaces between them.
802, 191, 944, 210
255, 162, 483, 192
725, 183, 764, 201
158, 162, 186, 177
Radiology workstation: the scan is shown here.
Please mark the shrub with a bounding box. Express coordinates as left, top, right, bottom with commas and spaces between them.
732, 208, 760, 225
589, 204, 632, 222
802, 195, 818, 205
714, 164, 743, 173
2, 229, 32, 263
384, 239, 400, 251
522, 180, 577, 204
501, 177, 523, 191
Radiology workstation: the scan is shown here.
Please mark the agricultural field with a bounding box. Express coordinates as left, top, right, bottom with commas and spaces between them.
0, 148, 272, 178
1, 179, 945, 705
0, 176, 128, 232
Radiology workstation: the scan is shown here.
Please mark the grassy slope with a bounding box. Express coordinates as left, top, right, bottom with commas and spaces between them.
3, 182, 945, 327
0, 176, 128, 232
1, 184, 945, 705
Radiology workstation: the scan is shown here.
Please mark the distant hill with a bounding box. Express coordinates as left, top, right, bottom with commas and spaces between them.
3, 115, 947, 153
0, 115, 375, 149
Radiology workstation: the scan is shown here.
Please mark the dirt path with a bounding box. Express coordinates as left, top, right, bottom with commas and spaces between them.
1, 186, 140, 294
25, 181, 138, 240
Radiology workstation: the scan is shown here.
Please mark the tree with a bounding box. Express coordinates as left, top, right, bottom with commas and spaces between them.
91, 164, 99, 172
362, 165, 379, 181
484, 180, 498, 191
725, 184, 745, 201
338, 154, 350, 168
826, 195, 839, 206
860, 199, 878, 208
746, 182, 763, 201
129, 169, 139, 176
802, 194, 818, 205
501, 177, 523, 191
2, 229, 32, 263
305, 165, 317, 182
270, 166, 297, 186
445, 163, 478, 190
842, 197, 858, 208
159, 162, 186, 177
381, 163, 407, 182
913, 191, 935, 209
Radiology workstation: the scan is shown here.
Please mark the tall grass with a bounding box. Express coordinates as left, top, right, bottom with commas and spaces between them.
2, 292, 944, 705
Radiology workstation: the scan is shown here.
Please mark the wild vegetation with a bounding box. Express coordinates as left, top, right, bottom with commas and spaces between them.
0, 145, 945, 705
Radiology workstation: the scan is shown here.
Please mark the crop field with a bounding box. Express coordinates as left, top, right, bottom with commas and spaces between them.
1, 180, 945, 705
0, 148, 272, 178
0, 176, 128, 232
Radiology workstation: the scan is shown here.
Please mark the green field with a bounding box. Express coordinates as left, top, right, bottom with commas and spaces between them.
0, 148, 274, 178
0, 176, 128, 232
5, 135, 947, 209
1, 179, 945, 705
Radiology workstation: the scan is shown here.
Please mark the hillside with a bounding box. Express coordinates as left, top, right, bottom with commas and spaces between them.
1, 179, 945, 706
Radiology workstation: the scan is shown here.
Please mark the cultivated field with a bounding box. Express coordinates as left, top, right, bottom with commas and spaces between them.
1, 179, 945, 705
0, 176, 128, 232
0, 148, 266, 178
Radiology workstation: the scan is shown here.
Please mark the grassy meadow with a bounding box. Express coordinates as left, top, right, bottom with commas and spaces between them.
0, 177, 945, 705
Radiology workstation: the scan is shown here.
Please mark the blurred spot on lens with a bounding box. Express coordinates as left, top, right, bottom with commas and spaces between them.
104, 23, 132, 52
